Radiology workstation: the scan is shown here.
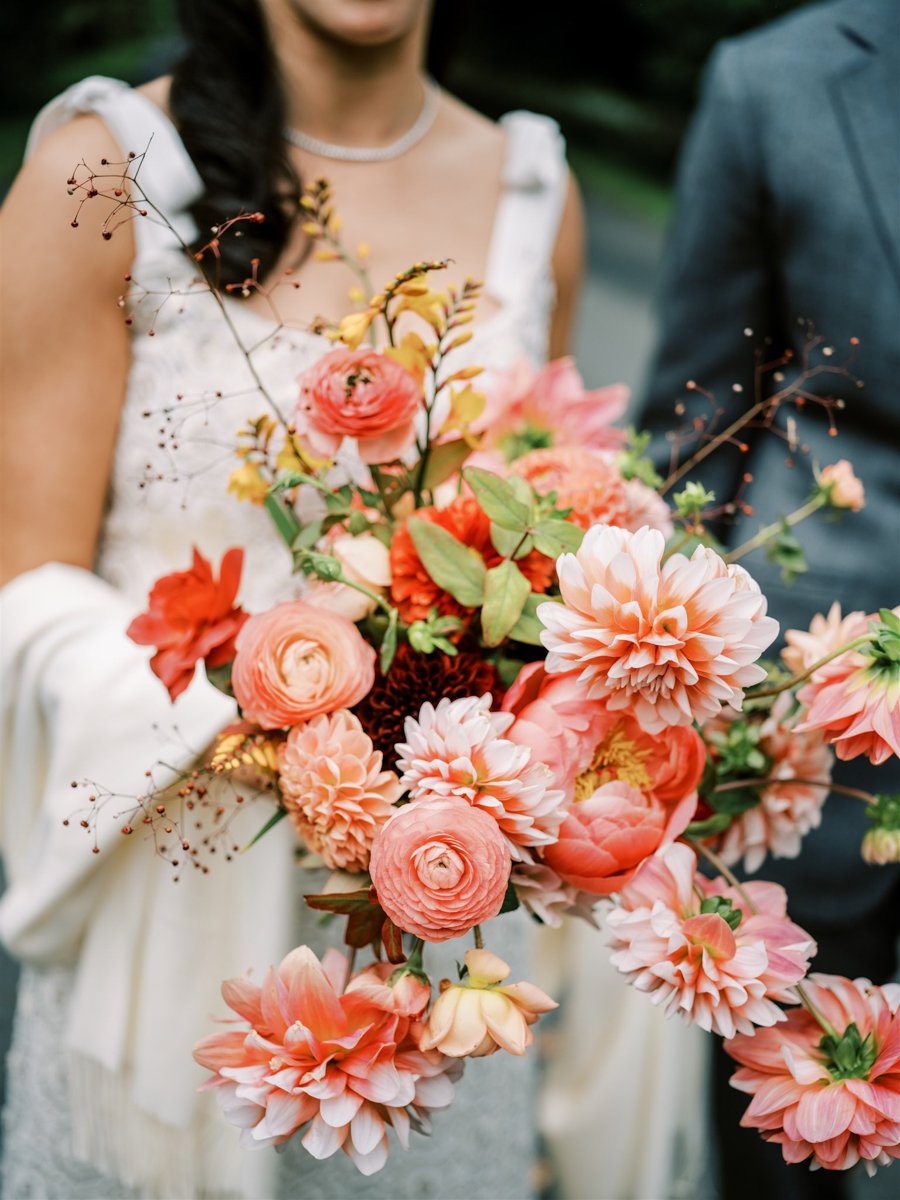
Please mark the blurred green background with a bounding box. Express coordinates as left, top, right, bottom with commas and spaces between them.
3, 0, 809, 208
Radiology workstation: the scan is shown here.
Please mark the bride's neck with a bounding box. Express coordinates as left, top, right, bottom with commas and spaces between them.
266, 5, 430, 146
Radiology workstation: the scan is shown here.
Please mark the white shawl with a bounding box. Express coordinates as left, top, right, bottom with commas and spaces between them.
0, 563, 297, 1198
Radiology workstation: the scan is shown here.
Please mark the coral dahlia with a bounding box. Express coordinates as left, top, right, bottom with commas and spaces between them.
540, 525, 778, 734
607, 842, 816, 1037
726, 974, 900, 1174
277, 710, 400, 872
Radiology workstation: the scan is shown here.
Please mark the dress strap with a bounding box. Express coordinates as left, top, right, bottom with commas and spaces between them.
25, 75, 203, 260
484, 111, 568, 307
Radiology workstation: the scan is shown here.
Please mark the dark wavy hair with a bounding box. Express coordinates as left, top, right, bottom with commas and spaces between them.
169, 0, 301, 288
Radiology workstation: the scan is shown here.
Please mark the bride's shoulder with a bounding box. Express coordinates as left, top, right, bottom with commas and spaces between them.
135, 75, 173, 119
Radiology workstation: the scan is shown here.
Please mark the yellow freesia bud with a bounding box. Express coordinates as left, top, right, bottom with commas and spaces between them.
227, 463, 269, 505
356, 242, 370, 261
338, 310, 375, 350
301, 221, 322, 237
313, 248, 341, 263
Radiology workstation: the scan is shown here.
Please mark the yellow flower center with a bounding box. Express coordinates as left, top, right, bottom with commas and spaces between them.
573, 725, 652, 800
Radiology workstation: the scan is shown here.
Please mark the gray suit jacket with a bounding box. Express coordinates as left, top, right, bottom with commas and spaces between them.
641, 0, 900, 933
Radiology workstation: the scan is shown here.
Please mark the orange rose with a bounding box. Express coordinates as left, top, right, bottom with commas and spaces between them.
231, 601, 375, 730
369, 796, 511, 941
295, 348, 422, 465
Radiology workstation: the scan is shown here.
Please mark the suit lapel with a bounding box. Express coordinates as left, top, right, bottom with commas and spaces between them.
831, 11, 900, 290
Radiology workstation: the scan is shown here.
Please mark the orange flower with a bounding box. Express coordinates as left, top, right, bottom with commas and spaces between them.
389, 496, 554, 625
127, 547, 248, 702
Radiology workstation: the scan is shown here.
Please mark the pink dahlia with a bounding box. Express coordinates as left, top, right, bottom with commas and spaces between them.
713, 696, 834, 873
396, 694, 565, 858
607, 842, 816, 1037
726, 974, 900, 1173
511, 447, 629, 532
794, 607, 900, 766
540, 525, 778, 734
782, 602, 867, 677
509, 859, 599, 928
277, 710, 400, 873
621, 477, 675, 538
193, 946, 461, 1175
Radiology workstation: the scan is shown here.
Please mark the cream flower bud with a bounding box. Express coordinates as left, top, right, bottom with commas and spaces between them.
306, 533, 392, 622
819, 460, 865, 511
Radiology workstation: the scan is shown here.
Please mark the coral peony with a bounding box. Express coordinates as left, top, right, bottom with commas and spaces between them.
193, 946, 460, 1175
540, 525, 778, 734
420, 949, 557, 1058
127, 547, 248, 701
511, 447, 629, 532
295, 348, 422, 465
475, 357, 627, 453
389, 496, 554, 625
277, 710, 400, 872
794, 608, 900, 766
368, 796, 511, 942
305, 533, 392, 623
396, 694, 565, 857
608, 842, 816, 1037
820, 459, 865, 511
711, 696, 833, 873
726, 974, 900, 1173
232, 601, 375, 730
355, 642, 499, 769
542, 780, 694, 896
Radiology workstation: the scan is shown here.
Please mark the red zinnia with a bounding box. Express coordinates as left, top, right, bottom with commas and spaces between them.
389, 496, 555, 625
127, 547, 248, 701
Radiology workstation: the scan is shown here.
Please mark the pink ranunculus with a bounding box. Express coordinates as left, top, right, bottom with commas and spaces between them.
295, 348, 422, 465
193, 946, 461, 1175
511, 447, 630, 532
540, 525, 779, 734
277, 710, 400, 872
420, 949, 557, 1058
368, 796, 511, 942
726, 974, 900, 1173
396, 694, 565, 858
794, 607, 900, 766
476, 357, 627, 452
620, 477, 675, 539
232, 601, 375, 730
542, 779, 693, 896
820, 459, 866, 511
608, 843, 816, 1038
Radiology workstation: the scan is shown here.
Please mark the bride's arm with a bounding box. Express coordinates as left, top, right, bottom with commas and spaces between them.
0, 114, 134, 585
548, 171, 586, 359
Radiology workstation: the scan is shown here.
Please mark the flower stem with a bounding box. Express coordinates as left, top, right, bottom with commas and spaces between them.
793, 981, 840, 1041
473, 924, 484, 950
686, 837, 759, 915
749, 635, 874, 700
661, 527, 697, 562
713, 777, 876, 804
724, 494, 826, 563
342, 946, 358, 992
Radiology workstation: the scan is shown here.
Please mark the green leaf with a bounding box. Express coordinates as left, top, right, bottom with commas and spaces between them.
765, 519, 808, 585
264, 493, 301, 547
407, 518, 486, 607
242, 805, 288, 852
292, 519, 324, 551
421, 439, 472, 491
499, 878, 520, 914
481, 559, 531, 647
508, 592, 552, 646
684, 813, 733, 838
205, 661, 234, 696
532, 517, 584, 558
489, 522, 524, 558
347, 510, 370, 535
380, 612, 399, 674
463, 467, 532, 531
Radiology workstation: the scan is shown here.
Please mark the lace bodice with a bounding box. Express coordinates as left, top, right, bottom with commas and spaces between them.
2, 77, 569, 1200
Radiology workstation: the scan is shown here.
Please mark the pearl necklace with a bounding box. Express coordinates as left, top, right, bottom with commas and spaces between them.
283, 79, 441, 162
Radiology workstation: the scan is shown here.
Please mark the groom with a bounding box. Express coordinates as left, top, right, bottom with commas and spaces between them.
640, 1, 900, 1197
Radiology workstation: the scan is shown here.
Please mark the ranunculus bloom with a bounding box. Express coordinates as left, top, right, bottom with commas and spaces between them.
396, 694, 565, 857
540, 525, 778, 734
368, 796, 511, 942
820, 459, 866, 511
232, 600, 375, 730
389, 496, 554, 625
794, 607, 900, 766
295, 348, 422, 465
193, 946, 460, 1175
277, 710, 400, 872
608, 843, 816, 1037
726, 974, 900, 1173
511, 447, 629, 531
127, 547, 248, 701
475, 357, 627, 453
542, 780, 694, 896
305, 533, 393, 623
712, 696, 833, 873
420, 949, 557, 1058
621, 477, 675, 539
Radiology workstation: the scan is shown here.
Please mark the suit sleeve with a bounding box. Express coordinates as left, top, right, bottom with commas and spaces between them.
639, 41, 777, 515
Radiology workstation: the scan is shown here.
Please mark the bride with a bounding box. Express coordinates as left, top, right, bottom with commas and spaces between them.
0, 0, 583, 1196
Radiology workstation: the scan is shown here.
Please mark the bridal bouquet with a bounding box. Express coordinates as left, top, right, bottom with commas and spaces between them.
90, 181, 899, 1177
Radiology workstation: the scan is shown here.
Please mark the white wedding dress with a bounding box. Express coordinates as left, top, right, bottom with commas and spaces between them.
0, 77, 570, 1200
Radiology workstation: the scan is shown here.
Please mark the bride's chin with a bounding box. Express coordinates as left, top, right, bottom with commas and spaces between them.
270, 0, 429, 48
